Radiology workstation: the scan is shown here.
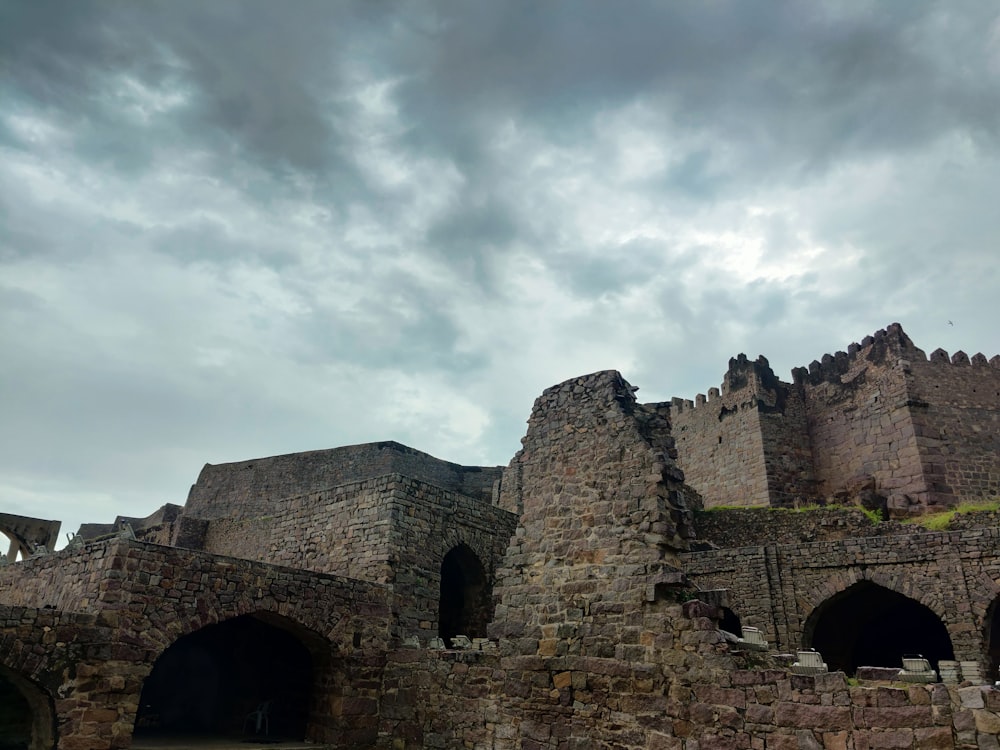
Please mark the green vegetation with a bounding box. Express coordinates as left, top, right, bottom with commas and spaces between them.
859, 507, 883, 525
701, 503, 883, 524
902, 500, 1000, 531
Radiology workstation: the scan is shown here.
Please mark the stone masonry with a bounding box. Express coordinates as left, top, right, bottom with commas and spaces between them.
669, 323, 1000, 515
3, 324, 1000, 749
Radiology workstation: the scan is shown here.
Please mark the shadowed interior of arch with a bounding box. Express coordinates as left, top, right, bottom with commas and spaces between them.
132, 614, 314, 742
804, 581, 954, 676
719, 607, 742, 637
986, 596, 1000, 683
438, 544, 489, 646
0, 663, 56, 750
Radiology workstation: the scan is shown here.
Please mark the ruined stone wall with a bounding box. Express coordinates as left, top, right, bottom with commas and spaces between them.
199, 473, 517, 639
200, 475, 398, 582
1, 539, 393, 750
681, 526, 1000, 661
669, 354, 817, 510
0, 542, 114, 611
184, 440, 502, 521
491, 370, 693, 652
906, 347, 1000, 504
692, 507, 911, 549
379, 649, 504, 749
668, 365, 771, 509
376, 611, 1000, 749
794, 325, 934, 513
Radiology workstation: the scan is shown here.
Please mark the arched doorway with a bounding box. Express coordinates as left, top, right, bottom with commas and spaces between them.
0, 664, 55, 750
985, 596, 1000, 682
133, 613, 317, 743
719, 607, 742, 637
438, 544, 489, 646
805, 581, 954, 675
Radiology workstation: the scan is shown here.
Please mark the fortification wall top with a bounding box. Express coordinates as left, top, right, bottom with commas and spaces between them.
692, 507, 913, 549
667, 354, 784, 414
184, 440, 503, 521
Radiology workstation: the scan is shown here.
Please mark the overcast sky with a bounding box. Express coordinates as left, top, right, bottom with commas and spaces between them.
2, 2, 999, 546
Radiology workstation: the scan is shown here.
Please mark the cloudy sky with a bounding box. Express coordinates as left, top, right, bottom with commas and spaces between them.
2, 2, 999, 546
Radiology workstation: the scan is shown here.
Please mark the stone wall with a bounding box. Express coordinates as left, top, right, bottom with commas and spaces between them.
680, 525, 1000, 664
0, 538, 393, 750
491, 370, 694, 651
197, 473, 518, 640
794, 325, 933, 512
692, 507, 912, 549
184, 440, 502, 521
907, 348, 1000, 504
668, 324, 1000, 516
668, 359, 772, 509
378, 608, 1000, 749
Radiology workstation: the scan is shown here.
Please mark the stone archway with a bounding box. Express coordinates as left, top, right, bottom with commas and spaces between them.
985, 596, 1000, 682
133, 613, 320, 743
0, 663, 56, 750
719, 607, 742, 637
438, 544, 489, 646
804, 580, 954, 675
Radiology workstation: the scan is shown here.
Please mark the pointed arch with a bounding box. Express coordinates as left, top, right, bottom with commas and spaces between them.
438, 544, 489, 645
0, 663, 56, 750
803, 580, 954, 675
984, 595, 1000, 683
133, 612, 326, 742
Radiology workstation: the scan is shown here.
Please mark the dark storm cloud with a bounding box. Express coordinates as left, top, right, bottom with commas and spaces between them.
2, 1, 1000, 541
0, 1, 377, 183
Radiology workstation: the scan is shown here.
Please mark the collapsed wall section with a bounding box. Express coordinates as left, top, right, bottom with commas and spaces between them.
491, 369, 694, 652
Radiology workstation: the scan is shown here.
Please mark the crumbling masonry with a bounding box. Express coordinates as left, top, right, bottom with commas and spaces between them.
2, 324, 1000, 750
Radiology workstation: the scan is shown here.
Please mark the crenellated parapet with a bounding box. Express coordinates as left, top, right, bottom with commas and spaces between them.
791, 323, 923, 385
665, 323, 1000, 515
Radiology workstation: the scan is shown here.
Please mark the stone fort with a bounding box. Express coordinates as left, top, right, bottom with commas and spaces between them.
2, 323, 1000, 750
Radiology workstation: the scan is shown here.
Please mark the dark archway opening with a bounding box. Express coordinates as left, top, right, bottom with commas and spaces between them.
986, 597, 1000, 682
438, 544, 489, 646
0, 664, 55, 750
719, 607, 742, 638
806, 581, 954, 675
133, 614, 314, 742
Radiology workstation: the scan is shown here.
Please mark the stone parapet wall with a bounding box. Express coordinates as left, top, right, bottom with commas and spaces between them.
184, 440, 502, 521
692, 507, 910, 549
907, 351, 1000, 505
198, 473, 517, 639
681, 526, 1000, 660
378, 612, 1000, 749
0, 542, 116, 612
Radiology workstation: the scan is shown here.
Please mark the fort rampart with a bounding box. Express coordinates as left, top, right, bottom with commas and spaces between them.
3, 324, 1000, 749
668, 324, 1000, 514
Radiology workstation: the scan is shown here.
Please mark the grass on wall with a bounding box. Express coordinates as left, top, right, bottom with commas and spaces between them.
700, 504, 883, 525
902, 500, 1000, 531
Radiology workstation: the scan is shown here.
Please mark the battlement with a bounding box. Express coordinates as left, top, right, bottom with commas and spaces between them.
667, 324, 1000, 515
668, 355, 782, 414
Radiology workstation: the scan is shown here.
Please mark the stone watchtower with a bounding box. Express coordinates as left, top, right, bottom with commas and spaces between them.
669, 324, 1000, 516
